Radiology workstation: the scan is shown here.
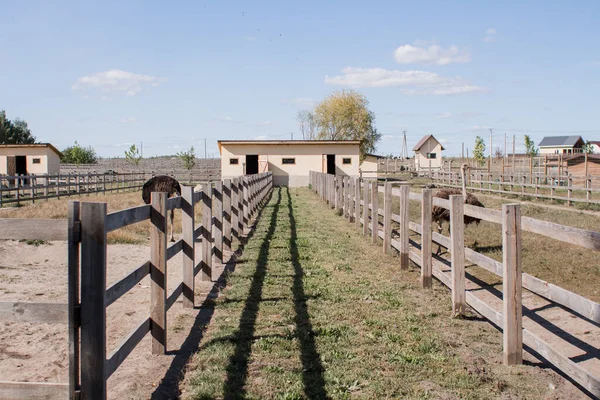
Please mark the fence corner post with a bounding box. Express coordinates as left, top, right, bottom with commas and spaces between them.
503, 203, 523, 365
150, 192, 168, 354
450, 194, 465, 317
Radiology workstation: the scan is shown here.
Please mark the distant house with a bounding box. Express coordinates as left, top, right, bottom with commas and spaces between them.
564, 154, 600, 182
538, 136, 585, 155
218, 140, 360, 187
360, 154, 384, 179
413, 135, 444, 172
0, 144, 62, 179
589, 141, 600, 154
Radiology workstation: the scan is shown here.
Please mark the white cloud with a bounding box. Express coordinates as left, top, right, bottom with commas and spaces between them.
72, 69, 164, 96
394, 44, 470, 65
324, 67, 486, 95
119, 117, 138, 124
483, 28, 497, 43
436, 112, 452, 119
281, 97, 316, 108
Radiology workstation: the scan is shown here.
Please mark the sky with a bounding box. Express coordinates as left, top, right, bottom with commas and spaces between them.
1, 0, 600, 158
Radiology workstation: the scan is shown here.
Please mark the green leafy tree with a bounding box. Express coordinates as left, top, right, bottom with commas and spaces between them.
124, 144, 142, 166
473, 136, 486, 166
311, 90, 381, 161
0, 110, 36, 144
177, 146, 196, 170
583, 141, 594, 154
524, 135, 539, 157
61, 141, 98, 164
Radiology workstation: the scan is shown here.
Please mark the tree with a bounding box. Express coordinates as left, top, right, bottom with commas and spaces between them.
61, 141, 98, 164
297, 110, 317, 140
583, 141, 594, 154
124, 144, 142, 166
473, 136, 486, 166
494, 147, 504, 159
177, 146, 196, 170
524, 135, 539, 157
311, 90, 381, 161
0, 110, 36, 144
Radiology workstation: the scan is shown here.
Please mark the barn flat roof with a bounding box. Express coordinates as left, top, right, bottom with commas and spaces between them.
0, 143, 62, 157
218, 139, 361, 154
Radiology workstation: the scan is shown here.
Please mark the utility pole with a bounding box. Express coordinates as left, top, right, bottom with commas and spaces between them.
512, 134, 516, 172
489, 128, 493, 160
400, 130, 408, 159
462, 142, 464, 160
204, 139, 207, 159
291, 132, 294, 140
504, 133, 507, 159
140, 142, 143, 158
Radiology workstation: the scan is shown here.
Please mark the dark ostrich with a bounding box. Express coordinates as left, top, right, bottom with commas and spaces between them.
432, 164, 485, 254
142, 175, 181, 242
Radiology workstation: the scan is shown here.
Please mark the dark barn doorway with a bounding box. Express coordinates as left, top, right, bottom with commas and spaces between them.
326, 154, 335, 175
16, 156, 29, 185
246, 154, 259, 175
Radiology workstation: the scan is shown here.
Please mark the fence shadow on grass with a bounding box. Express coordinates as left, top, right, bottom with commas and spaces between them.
286, 186, 327, 400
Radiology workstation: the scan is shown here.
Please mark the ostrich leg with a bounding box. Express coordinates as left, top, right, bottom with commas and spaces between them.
435, 222, 443, 255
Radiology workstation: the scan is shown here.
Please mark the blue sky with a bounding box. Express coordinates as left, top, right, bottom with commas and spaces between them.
1, 0, 599, 157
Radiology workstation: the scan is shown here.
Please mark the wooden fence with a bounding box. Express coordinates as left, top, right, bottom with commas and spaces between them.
0, 172, 145, 207
0, 171, 272, 400
310, 171, 600, 397
429, 170, 600, 205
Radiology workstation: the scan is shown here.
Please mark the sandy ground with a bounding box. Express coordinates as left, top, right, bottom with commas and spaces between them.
0, 238, 233, 399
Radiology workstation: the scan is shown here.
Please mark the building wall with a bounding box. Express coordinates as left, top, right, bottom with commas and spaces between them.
591, 144, 600, 154
0, 147, 60, 176
361, 156, 379, 179
540, 146, 581, 155
220, 143, 360, 186
414, 138, 443, 172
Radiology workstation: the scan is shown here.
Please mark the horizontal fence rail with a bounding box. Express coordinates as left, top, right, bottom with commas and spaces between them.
309, 170, 600, 398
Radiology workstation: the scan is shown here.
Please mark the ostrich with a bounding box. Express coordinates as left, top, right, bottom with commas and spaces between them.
432, 163, 484, 255
142, 175, 181, 242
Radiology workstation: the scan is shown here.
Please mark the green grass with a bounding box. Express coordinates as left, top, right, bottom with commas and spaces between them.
182, 187, 561, 399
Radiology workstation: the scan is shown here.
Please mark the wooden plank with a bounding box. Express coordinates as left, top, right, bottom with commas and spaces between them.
355, 178, 361, 229
450, 195, 466, 317
0, 381, 70, 399
213, 181, 223, 265
201, 184, 213, 281
166, 239, 183, 261
421, 189, 433, 289
399, 185, 409, 270
104, 262, 150, 307
362, 180, 369, 236
67, 201, 80, 400
105, 318, 151, 379
150, 192, 167, 355
0, 301, 67, 324
502, 203, 523, 365
371, 181, 378, 244
80, 202, 107, 400
223, 179, 232, 252
105, 205, 151, 232
521, 216, 600, 251
0, 219, 68, 241
181, 185, 195, 309
383, 182, 392, 254
166, 282, 184, 311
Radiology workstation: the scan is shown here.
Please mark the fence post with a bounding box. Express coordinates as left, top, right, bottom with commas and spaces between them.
330, 175, 335, 208
421, 189, 432, 288
242, 177, 249, 231
223, 179, 232, 252
67, 201, 81, 399
399, 184, 409, 270
237, 179, 244, 238
450, 195, 466, 317
181, 186, 195, 308
201, 184, 213, 281
16, 176, 20, 206
362, 180, 369, 236
231, 178, 239, 241
503, 203, 523, 365
383, 182, 392, 254
371, 181, 378, 243
355, 178, 361, 229
80, 202, 107, 400
213, 181, 223, 266
567, 176, 572, 206
30, 176, 35, 204
150, 192, 167, 354
342, 177, 348, 219
44, 174, 49, 200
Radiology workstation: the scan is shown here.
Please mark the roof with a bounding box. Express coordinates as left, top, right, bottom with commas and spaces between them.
364, 153, 385, 159
565, 153, 600, 162
412, 135, 445, 151
0, 143, 62, 157
538, 136, 584, 147
589, 141, 600, 146
217, 139, 361, 154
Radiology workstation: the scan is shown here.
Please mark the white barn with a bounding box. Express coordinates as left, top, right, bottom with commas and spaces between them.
413, 135, 444, 173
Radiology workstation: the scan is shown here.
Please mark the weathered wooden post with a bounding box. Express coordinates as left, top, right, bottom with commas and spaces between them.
421, 189, 432, 288
343, 177, 348, 219
213, 181, 223, 265
371, 181, 379, 243
237, 178, 244, 238
567, 175, 572, 206
67, 201, 81, 399
355, 178, 361, 229
181, 186, 195, 308
201, 184, 213, 281
150, 192, 168, 354
383, 182, 392, 254
503, 203, 522, 365
399, 184, 410, 270
242, 177, 249, 231
450, 195, 465, 317
362, 180, 369, 236
80, 201, 107, 399
223, 179, 232, 252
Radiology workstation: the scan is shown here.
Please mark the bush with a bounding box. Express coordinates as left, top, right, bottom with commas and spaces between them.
61, 141, 98, 164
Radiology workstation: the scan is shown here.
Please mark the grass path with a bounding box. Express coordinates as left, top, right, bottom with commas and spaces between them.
182, 187, 579, 399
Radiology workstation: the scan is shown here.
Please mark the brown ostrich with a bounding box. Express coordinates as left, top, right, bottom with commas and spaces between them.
142, 175, 181, 242
432, 163, 484, 255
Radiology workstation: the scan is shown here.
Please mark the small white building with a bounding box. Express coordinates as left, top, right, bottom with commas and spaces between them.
360, 154, 384, 179
0, 143, 62, 177
413, 135, 444, 173
538, 136, 585, 155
